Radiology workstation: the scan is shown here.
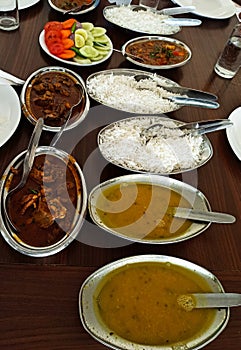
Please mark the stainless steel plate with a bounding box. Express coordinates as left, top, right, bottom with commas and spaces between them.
88, 173, 211, 244
122, 35, 192, 70
48, 0, 100, 14
79, 254, 229, 350
0, 146, 87, 257
98, 115, 213, 175
103, 5, 180, 35
86, 68, 181, 114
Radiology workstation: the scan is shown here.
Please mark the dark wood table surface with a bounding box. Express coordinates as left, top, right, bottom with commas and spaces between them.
0, 0, 241, 349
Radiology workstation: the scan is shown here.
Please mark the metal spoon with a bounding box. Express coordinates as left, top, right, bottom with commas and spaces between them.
4, 118, 44, 232
177, 293, 241, 311
134, 74, 218, 101
132, 5, 196, 16
171, 207, 236, 223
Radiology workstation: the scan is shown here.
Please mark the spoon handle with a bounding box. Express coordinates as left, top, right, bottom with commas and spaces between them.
191, 293, 241, 308
160, 6, 196, 16
169, 96, 219, 109
173, 207, 236, 223
163, 18, 202, 26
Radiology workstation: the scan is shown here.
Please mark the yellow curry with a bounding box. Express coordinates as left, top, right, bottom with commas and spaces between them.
96, 262, 216, 346
95, 182, 193, 240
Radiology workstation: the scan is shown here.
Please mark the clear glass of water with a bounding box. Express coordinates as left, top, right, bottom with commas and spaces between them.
214, 24, 241, 79
0, 0, 19, 31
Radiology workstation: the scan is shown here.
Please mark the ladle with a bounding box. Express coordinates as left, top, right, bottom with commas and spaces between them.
4, 118, 44, 232
177, 293, 241, 311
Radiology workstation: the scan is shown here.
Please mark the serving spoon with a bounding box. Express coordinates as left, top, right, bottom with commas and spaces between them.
171, 207, 235, 223
177, 293, 241, 311
132, 5, 196, 16
4, 118, 44, 232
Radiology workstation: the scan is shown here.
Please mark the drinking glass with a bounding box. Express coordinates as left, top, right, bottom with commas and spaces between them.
0, 0, 19, 31
214, 24, 241, 79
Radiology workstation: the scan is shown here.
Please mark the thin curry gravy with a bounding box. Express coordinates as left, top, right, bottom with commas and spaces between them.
95, 182, 192, 240
96, 262, 216, 346
126, 39, 189, 65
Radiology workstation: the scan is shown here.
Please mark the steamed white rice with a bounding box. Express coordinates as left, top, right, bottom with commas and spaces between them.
87, 74, 179, 114
104, 6, 179, 35
98, 117, 207, 174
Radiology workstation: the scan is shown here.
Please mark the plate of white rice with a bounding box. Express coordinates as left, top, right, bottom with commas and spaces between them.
103, 5, 181, 35
98, 115, 213, 175
86, 68, 182, 114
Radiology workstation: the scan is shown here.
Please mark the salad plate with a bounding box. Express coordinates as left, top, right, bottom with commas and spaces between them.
226, 106, 241, 160
171, 0, 236, 19
39, 30, 113, 67
0, 85, 21, 147
103, 5, 181, 35
19, 0, 40, 10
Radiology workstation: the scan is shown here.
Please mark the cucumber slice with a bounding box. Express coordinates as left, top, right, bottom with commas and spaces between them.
91, 54, 104, 61
75, 28, 88, 41
73, 56, 92, 64
91, 27, 106, 37
79, 45, 99, 58
85, 38, 94, 46
81, 22, 94, 31
93, 34, 109, 44
75, 34, 85, 48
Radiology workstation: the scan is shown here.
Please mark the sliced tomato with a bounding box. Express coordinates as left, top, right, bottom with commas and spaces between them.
45, 30, 62, 45
44, 21, 63, 32
48, 42, 65, 56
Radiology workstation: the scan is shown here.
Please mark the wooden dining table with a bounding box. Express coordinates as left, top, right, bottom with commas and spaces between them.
0, 0, 241, 349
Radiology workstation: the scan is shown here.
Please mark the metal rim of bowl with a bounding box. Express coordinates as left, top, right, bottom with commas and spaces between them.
20, 66, 90, 132
121, 35, 192, 69
0, 146, 87, 257
79, 254, 230, 350
47, 0, 100, 14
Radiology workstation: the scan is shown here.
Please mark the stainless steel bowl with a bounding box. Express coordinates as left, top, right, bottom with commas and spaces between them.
47, 0, 100, 14
79, 254, 229, 350
20, 66, 90, 132
0, 146, 87, 257
88, 173, 211, 244
122, 36, 192, 69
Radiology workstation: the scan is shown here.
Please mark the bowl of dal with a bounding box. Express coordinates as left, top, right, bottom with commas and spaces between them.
88, 174, 211, 244
79, 254, 229, 350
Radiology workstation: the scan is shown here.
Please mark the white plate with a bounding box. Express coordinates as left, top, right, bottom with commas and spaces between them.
226, 106, 241, 160
39, 30, 113, 67
19, 0, 40, 10
171, 0, 236, 19
0, 85, 21, 147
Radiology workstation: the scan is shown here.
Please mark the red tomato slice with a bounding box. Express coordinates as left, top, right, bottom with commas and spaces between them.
48, 42, 65, 56
44, 21, 63, 32
45, 30, 62, 46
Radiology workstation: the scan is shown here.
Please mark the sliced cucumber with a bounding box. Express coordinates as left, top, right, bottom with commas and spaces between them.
79, 45, 99, 58
91, 54, 104, 61
73, 56, 92, 64
75, 28, 88, 41
81, 22, 94, 31
75, 34, 86, 48
93, 34, 109, 44
85, 38, 94, 46
91, 27, 106, 38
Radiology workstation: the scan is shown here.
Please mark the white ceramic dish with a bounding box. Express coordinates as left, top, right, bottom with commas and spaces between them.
79, 254, 229, 350
19, 0, 40, 10
39, 30, 113, 67
226, 106, 241, 160
0, 85, 21, 147
48, 0, 100, 15
86, 68, 182, 114
0, 146, 87, 257
97, 115, 213, 175
20, 66, 90, 132
122, 36, 191, 70
171, 0, 236, 19
103, 5, 181, 35
88, 173, 212, 244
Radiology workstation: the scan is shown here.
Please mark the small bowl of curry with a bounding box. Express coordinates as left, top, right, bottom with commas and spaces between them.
122, 36, 192, 69
79, 255, 229, 350
20, 66, 90, 132
88, 173, 211, 244
0, 146, 87, 257
48, 0, 99, 14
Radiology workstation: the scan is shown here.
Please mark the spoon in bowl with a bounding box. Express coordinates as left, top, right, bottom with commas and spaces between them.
177, 293, 241, 311
4, 118, 44, 232
132, 5, 196, 16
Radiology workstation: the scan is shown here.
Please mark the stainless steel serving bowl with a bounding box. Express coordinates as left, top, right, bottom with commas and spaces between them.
79, 254, 229, 350
0, 146, 87, 257
20, 66, 90, 132
47, 0, 100, 14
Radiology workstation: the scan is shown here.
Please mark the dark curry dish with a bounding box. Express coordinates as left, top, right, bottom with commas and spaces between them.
25, 71, 84, 127
125, 39, 189, 66
51, 0, 93, 11
7, 154, 82, 247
